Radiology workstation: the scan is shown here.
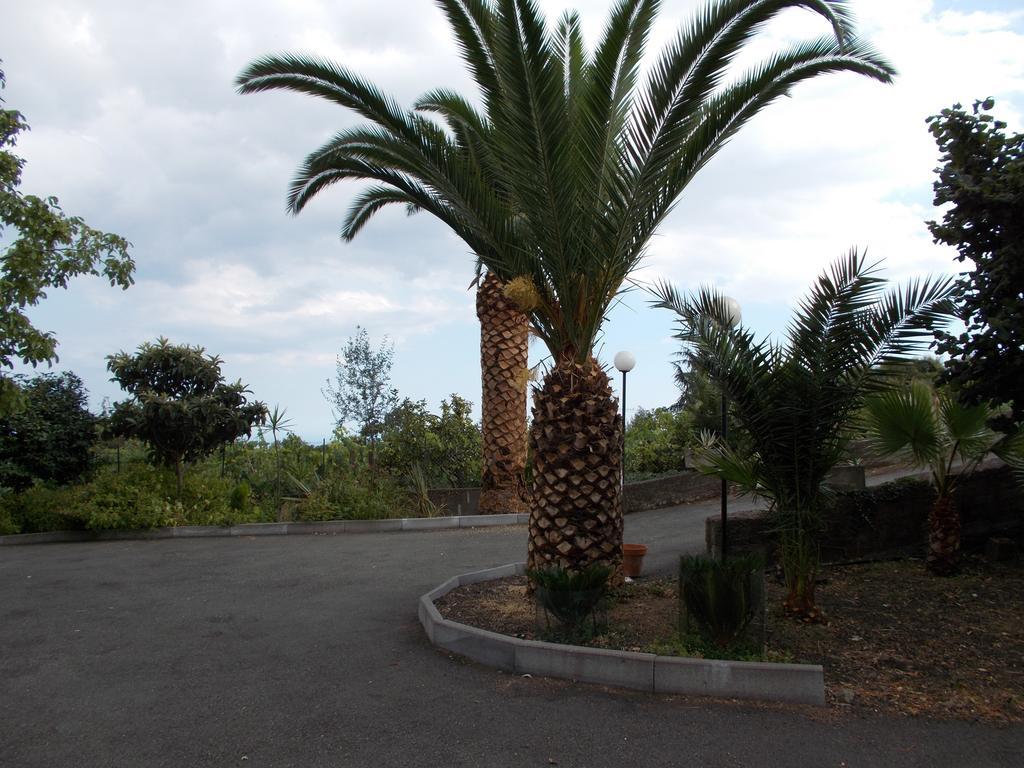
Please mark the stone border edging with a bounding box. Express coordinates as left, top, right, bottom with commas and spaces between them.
0, 513, 529, 546
419, 563, 825, 706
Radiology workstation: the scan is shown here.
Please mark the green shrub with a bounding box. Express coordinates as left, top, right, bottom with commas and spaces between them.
625, 407, 692, 477
64, 464, 264, 530
678, 554, 764, 648
71, 464, 179, 530
0, 372, 98, 491
0, 508, 15, 535
528, 564, 612, 630
0, 484, 81, 533
290, 469, 407, 521
229, 481, 251, 516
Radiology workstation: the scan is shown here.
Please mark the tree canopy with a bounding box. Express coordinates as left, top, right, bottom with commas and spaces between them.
379, 394, 482, 487
928, 99, 1023, 430
0, 371, 97, 490
323, 325, 399, 440
0, 66, 134, 415
106, 338, 267, 489
237, 0, 896, 366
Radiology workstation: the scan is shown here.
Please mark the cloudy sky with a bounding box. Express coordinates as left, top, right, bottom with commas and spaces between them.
2, 0, 1022, 440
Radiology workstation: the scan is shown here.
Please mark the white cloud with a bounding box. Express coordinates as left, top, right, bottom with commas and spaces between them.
3, 0, 1022, 434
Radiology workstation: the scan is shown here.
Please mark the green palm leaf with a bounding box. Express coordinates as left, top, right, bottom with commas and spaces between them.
239, 1, 899, 366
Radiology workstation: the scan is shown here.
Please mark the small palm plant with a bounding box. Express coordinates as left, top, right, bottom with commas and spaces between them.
862, 381, 1005, 575
654, 252, 953, 618
261, 405, 293, 519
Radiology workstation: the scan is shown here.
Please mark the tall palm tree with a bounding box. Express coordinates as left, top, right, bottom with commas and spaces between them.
654, 252, 953, 616
862, 381, 1005, 576
476, 271, 530, 514
238, 32, 530, 515
239, 0, 897, 579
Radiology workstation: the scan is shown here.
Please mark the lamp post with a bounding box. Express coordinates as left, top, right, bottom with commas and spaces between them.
613, 351, 636, 493
719, 297, 742, 562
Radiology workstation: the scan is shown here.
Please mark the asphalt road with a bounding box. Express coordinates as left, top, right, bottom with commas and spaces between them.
1, 508, 1021, 768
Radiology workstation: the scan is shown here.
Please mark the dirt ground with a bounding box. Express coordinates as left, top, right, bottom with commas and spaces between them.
435, 555, 1024, 722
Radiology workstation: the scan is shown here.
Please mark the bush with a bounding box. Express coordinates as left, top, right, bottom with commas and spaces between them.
679, 554, 764, 648
1, 427, 435, 534
378, 395, 482, 488
29, 464, 267, 531
528, 564, 612, 630
229, 481, 252, 517
0, 372, 98, 490
287, 467, 408, 521
625, 407, 691, 477
0, 484, 81, 534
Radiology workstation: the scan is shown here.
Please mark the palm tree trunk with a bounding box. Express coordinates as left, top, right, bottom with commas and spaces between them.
780, 528, 822, 621
477, 272, 529, 515
927, 493, 960, 575
527, 360, 623, 583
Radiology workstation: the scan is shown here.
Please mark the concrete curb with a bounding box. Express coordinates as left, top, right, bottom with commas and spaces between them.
0, 513, 529, 547
420, 563, 826, 706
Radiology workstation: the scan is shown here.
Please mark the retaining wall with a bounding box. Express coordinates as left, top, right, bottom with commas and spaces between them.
705, 466, 1023, 562
428, 472, 723, 518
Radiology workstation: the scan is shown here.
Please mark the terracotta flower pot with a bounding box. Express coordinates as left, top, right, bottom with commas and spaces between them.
622, 543, 648, 578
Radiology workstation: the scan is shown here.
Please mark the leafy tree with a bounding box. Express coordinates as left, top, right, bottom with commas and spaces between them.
0, 66, 134, 415
323, 326, 399, 441
0, 371, 97, 490
379, 398, 437, 476
379, 394, 482, 487
928, 99, 1024, 430
625, 407, 691, 476
654, 252, 952, 618
862, 380, 1004, 576
106, 338, 267, 492
240, 0, 896, 579
434, 394, 482, 487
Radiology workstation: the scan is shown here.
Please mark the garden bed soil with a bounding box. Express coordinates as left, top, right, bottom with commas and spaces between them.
435, 556, 1024, 722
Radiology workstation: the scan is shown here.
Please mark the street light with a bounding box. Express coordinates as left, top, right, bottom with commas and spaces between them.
613, 351, 636, 492
719, 296, 741, 561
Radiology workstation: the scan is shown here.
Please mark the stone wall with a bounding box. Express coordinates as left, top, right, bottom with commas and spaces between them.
427, 470, 722, 517
427, 487, 481, 516
622, 471, 721, 514
705, 466, 1023, 562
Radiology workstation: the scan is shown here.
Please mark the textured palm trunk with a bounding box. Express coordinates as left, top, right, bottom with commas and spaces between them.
476, 272, 530, 515
927, 494, 960, 576
527, 360, 623, 584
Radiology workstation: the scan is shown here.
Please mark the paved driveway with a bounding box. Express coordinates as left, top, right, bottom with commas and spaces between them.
1, 512, 1021, 767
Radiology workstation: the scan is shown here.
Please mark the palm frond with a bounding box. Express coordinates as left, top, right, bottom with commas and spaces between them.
239, 0, 896, 368
692, 429, 765, 498
863, 383, 942, 466
235, 55, 418, 141
654, 254, 949, 517
433, 0, 501, 106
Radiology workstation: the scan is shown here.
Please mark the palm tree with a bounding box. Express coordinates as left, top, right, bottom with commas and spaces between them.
654, 252, 952, 616
238, 0, 897, 579
862, 381, 1006, 576
238, 31, 530, 515
476, 272, 530, 514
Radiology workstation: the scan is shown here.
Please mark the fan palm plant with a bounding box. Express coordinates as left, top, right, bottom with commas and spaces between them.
653, 252, 953, 617
862, 382, 1008, 575
238, 0, 897, 579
